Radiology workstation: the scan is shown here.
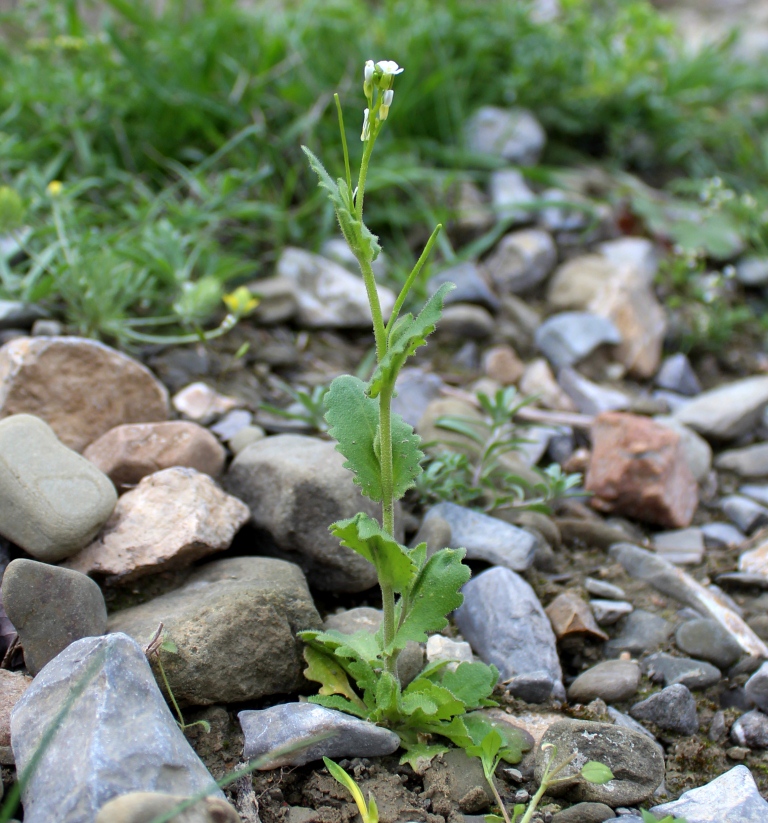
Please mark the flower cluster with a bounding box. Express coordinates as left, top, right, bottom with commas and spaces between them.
361, 59, 403, 141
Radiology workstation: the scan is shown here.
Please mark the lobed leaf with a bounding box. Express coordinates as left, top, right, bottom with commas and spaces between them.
398, 742, 449, 771
400, 679, 465, 721
440, 661, 499, 709
303, 645, 365, 708
331, 513, 415, 593
368, 282, 454, 399
307, 694, 370, 720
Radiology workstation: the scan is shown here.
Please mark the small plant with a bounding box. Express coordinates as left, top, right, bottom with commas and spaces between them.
145, 623, 210, 735
640, 812, 688, 823
323, 757, 379, 823
297, 61, 527, 767
260, 379, 330, 433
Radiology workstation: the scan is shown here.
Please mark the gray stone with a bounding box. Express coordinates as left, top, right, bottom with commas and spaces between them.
534, 312, 621, 370
652, 527, 705, 565
489, 169, 535, 222
606, 707, 658, 742
0, 414, 116, 561
650, 765, 768, 822
740, 483, 768, 507
567, 660, 640, 704
248, 276, 299, 325
630, 683, 699, 735
736, 255, 768, 286
425, 634, 474, 669
597, 237, 659, 286
653, 416, 713, 484
225, 434, 384, 592
604, 609, 672, 658
730, 710, 768, 748
437, 304, 494, 339
643, 652, 721, 690
745, 661, 768, 712
584, 578, 626, 600
538, 189, 591, 233
323, 607, 423, 686
589, 599, 633, 626
239, 703, 400, 769
672, 376, 768, 440
655, 353, 701, 397
717, 443, 768, 478
108, 557, 321, 705
551, 803, 615, 823
454, 566, 563, 702
702, 521, 745, 548
321, 237, 388, 280
609, 542, 768, 659
228, 425, 266, 455
11, 633, 221, 823
675, 618, 744, 669
428, 262, 500, 312
557, 367, 630, 415
465, 106, 546, 165
276, 247, 395, 328
392, 368, 445, 429
2, 559, 106, 675
482, 229, 557, 295
0, 301, 47, 330
422, 748, 495, 814
95, 793, 240, 823
722, 494, 768, 533
534, 719, 664, 805
210, 409, 253, 441
423, 502, 537, 572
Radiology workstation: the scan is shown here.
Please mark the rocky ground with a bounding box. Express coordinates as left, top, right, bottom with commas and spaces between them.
4, 104, 768, 823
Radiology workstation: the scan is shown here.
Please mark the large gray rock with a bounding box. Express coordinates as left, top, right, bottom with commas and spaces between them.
0, 414, 116, 561
2, 559, 107, 675
630, 683, 699, 735
534, 312, 621, 370
108, 557, 321, 705
534, 719, 664, 805
11, 633, 221, 823
567, 660, 640, 704
465, 106, 546, 165
716, 442, 768, 478
454, 566, 562, 702
239, 703, 400, 769
225, 434, 384, 592
650, 765, 768, 822
672, 376, 768, 440
423, 502, 536, 571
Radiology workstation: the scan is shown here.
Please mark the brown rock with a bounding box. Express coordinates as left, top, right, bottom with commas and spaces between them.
83, 421, 226, 493
95, 792, 240, 823
0, 337, 169, 452
172, 382, 241, 424
586, 412, 698, 528
0, 670, 32, 747
482, 344, 525, 385
63, 467, 249, 582
545, 592, 608, 642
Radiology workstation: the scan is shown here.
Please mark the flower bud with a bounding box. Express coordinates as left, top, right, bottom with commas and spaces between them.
378, 89, 394, 121
361, 107, 371, 142
363, 60, 374, 100
375, 60, 403, 90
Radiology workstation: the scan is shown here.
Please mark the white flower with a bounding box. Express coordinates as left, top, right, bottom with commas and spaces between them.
378, 89, 394, 120
364, 59, 375, 99
361, 107, 371, 141
375, 60, 404, 89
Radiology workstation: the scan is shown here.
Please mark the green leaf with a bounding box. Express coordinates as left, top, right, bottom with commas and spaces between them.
398, 742, 449, 770
324, 757, 369, 821
307, 694, 370, 720
160, 639, 178, 654
373, 671, 401, 721
440, 662, 499, 709
462, 712, 528, 763
390, 547, 470, 650
580, 761, 615, 785
400, 679, 465, 720
302, 646, 365, 708
331, 513, 415, 593
368, 282, 454, 399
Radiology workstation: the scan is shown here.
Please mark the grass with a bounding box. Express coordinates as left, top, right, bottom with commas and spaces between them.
0, 0, 767, 345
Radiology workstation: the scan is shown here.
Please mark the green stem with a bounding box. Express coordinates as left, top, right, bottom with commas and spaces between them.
487, 772, 512, 823
156, 655, 187, 730
385, 223, 442, 337
379, 378, 397, 673
334, 93, 352, 196
518, 775, 549, 823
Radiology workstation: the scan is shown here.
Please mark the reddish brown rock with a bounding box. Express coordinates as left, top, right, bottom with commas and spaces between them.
63, 467, 250, 582
586, 412, 698, 528
0, 669, 32, 747
83, 421, 226, 493
545, 592, 608, 642
0, 337, 169, 452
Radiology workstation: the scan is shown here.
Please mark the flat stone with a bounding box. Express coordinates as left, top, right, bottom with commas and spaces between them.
675, 618, 743, 670
11, 633, 222, 823
489, 169, 535, 222
83, 421, 226, 492
172, 382, 240, 425
609, 542, 768, 659
557, 368, 630, 416
545, 592, 608, 642
603, 609, 672, 658
225, 434, 385, 592
2, 559, 107, 675
535, 312, 621, 370
239, 703, 400, 769
672, 376, 768, 440
437, 304, 494, 339
209, 409, 253, 441
589, 599, 633, 626
740, 536, 768, 578
482, 229, 557, 295
567, 660, 640, 704
630, 683, 699, 735
551, 803, 615, 823
0, 414, 116, 561
276, 247, 395, 328
745, 661, 768, 712
586, 412, 698, 528
535, 719, 664, 805
0, 670, 31, 746
655, 353, 702, 396
722, 494, 768, 534
652, 527, 705, 565
429, 261, 499, 312
64, 467, 249, 583
108, 557, 321, 705
454, 566, 563, 702
0, 337, 170, 452
465, 106, 546, 165
423, 502, 536, 572
651, 765, 768, 822
730, 710, 768, 748
740, 483, 768, 507
703, 521, 746, 548
584, 578, 626, 600
95, 793, 239, 823
643, 652, 721, 690
718, 443, 768, 478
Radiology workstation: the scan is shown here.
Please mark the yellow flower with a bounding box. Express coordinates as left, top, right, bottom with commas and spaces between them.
222, 286, 259, 317
46, 180, 63, 197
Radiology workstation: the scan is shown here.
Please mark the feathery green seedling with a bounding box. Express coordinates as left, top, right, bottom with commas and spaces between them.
297, 60, 527, 768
